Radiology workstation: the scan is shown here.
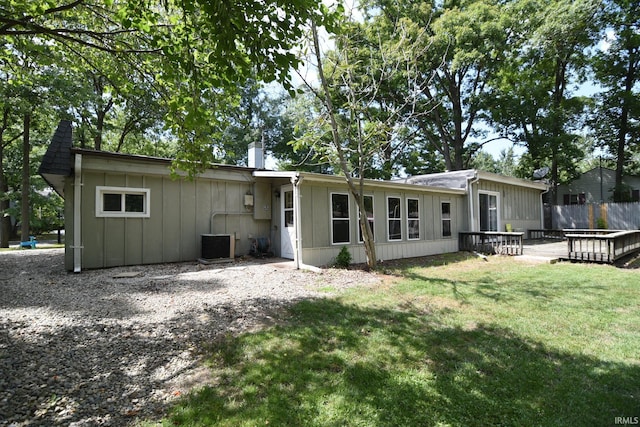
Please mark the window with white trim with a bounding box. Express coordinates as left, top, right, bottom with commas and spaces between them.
96, 186, 150, 218
407, 198, 420, 240
358, 195, 374, 242
387, 196, 402, 241
441, 202, 451, 237
331, 193, 350, 244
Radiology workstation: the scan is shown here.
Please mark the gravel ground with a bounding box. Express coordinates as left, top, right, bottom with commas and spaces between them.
0, 249, 382, 426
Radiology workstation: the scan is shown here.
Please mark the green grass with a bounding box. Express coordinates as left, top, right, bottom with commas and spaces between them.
159, 255, 640, 427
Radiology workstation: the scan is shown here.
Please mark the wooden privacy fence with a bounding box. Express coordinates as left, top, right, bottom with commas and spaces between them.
566, 230, 640, 263
553, 202, 640, 230
459, 231, 524, 256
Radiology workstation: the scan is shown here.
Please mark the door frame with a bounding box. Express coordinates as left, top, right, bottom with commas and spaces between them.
478, 190, 501, 232
280, 184, 295, 259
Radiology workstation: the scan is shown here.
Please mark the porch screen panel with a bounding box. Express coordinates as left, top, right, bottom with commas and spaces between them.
331, 193, 350, 244
388, 197, 402, 241
284, 191, 294, 227
441, 202, 451, 237
358, 195, 374, 242
407, 198, 420, 239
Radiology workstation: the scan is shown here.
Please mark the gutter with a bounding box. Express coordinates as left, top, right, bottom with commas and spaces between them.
72, 154, 83, 273
253, 170, 465, 196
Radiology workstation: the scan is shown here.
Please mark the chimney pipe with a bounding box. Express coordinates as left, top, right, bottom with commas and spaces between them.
248, 141, 264, 169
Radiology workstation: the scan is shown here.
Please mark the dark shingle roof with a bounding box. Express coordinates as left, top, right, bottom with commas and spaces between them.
38, 120, 73, 197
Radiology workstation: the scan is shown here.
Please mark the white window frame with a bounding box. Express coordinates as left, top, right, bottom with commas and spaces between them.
387, 196, 402, 241
478, 190, 500, 232
358, 194, 375, 243
441, 201, 452, 238
96, 186, 150, 218
406, 197, 420, 240
330, 192, 351, 245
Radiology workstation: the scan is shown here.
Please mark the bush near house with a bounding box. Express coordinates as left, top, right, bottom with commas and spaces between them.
334, 246, 352, 268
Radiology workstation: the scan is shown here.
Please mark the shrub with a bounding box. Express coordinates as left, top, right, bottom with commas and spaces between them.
596, 217, 608, 229
334, 246, 352, 268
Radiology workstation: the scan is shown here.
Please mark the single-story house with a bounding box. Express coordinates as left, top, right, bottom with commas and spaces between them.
39, 121, 548, 272
556, 167, 640, 204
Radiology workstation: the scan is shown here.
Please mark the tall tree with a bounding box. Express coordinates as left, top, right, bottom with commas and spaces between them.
0, 101, 22, 247
360, 0, 510, 171
0, 34, 51, 246
297, 4, 438, 268
485, 0, 599, 203
590, 0, 640, 201
1, 0, 334, 172
214, 80, 297, 167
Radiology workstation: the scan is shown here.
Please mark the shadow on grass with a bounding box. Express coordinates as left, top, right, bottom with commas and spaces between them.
168, 299, 640, 427
399, 267, 609, 306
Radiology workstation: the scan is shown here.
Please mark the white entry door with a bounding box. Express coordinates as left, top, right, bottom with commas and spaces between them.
281, 186, 295, 259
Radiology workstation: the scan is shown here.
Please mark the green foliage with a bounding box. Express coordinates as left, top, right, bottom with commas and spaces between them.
0, 0, 336, 175
163, 257, 640, 426
334, 246, 352, 268
596, 217, 608, 229
589, 0, 640, 193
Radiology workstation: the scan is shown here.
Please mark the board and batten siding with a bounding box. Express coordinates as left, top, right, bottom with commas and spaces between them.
474, 180, 543, 232
298, 181, 463, 267
64, 155, 270, 270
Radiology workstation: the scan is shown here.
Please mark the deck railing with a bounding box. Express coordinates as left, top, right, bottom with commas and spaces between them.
528, 229, 565, 240
528, 228, 622, 240
459, 231, 524, 256
566, 230, 640, 263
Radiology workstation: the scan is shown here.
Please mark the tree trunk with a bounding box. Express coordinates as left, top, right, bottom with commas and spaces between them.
21, 113, 30, 242
613, 53, 635, 202
311, 22, 377, 269
0, 141, 9, 248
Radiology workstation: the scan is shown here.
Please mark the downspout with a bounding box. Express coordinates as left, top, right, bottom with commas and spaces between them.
292, 174, 303, 269
290, 174, 320, 272
73, 154, 83, 273
467, 171, 480, 232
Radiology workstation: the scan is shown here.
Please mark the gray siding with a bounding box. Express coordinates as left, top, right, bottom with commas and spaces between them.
298, 181, 464, 266
69, 155, 271, 270
474, 180, 542, 232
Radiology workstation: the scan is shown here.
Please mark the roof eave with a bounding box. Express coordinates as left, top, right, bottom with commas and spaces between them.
476, 171, 548, 191
254, 171, 466, 195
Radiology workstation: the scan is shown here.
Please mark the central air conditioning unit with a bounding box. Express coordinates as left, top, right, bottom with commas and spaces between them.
201, 234, 235, 260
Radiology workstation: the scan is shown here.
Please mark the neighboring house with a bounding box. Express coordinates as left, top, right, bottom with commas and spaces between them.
39, 121, 548, 271
556, 167, 640, 205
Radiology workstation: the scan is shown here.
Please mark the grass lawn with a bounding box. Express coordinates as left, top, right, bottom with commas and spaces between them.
158, 254, 640, 427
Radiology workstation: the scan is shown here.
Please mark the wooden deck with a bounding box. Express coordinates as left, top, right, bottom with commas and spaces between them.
519, 240, 568, 263
464, 230, 640, 264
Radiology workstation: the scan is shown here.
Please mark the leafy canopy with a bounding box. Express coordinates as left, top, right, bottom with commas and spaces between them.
0, 0, 337, 174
